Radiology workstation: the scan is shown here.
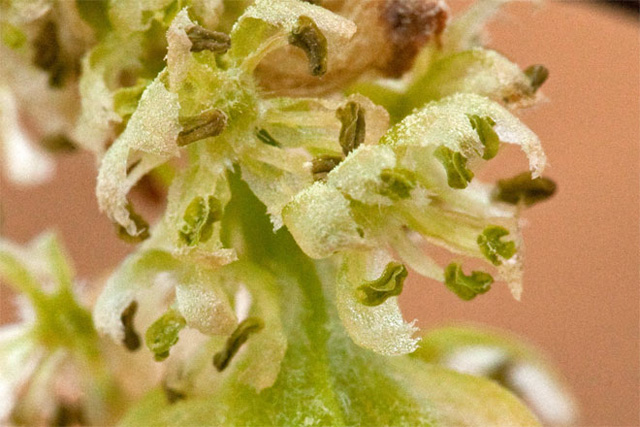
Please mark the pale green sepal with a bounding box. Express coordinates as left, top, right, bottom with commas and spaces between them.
73, 41, 133, 154
240, 143, 313, 230
155, 264, 286, 395
336, 251, 419, 355
386, 228, 444, 282
96, 75, 182, 237
396, 203, 504, 258
174, 265, 237, 336
327, 145, 397, 206
282, 183, 368, 259
382, 93, 546, 178
166, 9, 196, 92
226, 262, 287, 391
93, 249, 180, 344
404, 49, 537, 116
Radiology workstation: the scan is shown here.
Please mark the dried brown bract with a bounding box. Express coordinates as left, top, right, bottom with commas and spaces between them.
255, 0, 448, 96
381, 0, 448, 76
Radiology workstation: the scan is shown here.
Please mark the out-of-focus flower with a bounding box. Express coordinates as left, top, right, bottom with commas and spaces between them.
0, 233, 125, 425
0, 86, 54, 185
414, 326, 578, 426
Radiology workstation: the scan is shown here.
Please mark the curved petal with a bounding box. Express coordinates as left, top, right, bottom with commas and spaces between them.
96, 76, 181, 236
335, 250, 418, 355
282, 183, 368, 259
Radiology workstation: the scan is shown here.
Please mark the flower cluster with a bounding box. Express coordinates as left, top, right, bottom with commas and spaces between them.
0, 0, 571, 425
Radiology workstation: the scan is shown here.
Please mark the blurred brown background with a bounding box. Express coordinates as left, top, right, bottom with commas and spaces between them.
1, 1, 638, 425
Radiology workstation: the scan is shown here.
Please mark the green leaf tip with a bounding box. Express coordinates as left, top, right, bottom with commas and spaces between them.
356, 262, 408, 307
177, 109, 227, 146
288, 15, 328, 77
255, 128, 280, 147
116, 203, 150, 244
477, 226, 516, 266
145, 308, 186, 362
434, 146, 474, 189
379, 168, 417, 200
213, 317, 264, 372
121, 300, 141, 351
496, 171, 557, 207
337, 101, 366, 156
524, 65, 549, 92
444, 263, 493, 301
186, 26, 231, 54
468, 114, 499, 160
179, 195, 223, 246
312, 154, 343, 181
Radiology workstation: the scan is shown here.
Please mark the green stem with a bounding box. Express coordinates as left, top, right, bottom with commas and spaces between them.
221, 171, 346, 425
